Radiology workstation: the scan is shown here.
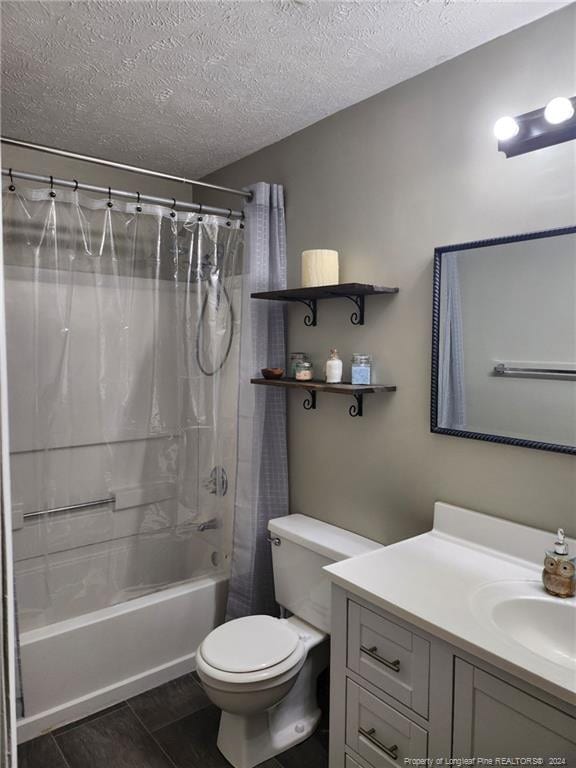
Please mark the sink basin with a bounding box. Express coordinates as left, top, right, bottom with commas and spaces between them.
471, 580, 576, 671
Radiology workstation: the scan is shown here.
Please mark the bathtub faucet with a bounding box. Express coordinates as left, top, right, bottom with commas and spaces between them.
197, 517, 220, 532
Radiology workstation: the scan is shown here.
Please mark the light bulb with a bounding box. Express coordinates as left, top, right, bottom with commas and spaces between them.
544, 96, 574, 125
493, 116, 520, 141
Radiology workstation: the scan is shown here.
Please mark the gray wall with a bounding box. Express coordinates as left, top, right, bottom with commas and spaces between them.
202, 6, 576, 542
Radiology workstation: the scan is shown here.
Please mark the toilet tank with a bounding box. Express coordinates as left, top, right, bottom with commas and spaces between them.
268, 514, 381, 633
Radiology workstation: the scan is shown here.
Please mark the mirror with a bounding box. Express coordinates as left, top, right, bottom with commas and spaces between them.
431, 226, 576, 455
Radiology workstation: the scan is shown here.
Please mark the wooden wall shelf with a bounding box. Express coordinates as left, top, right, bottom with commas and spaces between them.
250, 283, 399, 326
251, 378, 396, 417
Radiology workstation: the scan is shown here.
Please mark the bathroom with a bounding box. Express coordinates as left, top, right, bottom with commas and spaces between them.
0, 1, 574, 766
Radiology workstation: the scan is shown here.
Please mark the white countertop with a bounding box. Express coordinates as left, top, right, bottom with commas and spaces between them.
324, 502, 576, 705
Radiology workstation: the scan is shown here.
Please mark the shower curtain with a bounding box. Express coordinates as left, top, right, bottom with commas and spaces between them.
2, 182, 244, 640
438, 252, 466, 429
227, 183, 288, 620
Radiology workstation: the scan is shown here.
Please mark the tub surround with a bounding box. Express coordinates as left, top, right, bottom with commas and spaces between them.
325, 502, 576, 705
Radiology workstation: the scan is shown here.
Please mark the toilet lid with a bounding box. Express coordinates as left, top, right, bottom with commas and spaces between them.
201, 615, 299, 673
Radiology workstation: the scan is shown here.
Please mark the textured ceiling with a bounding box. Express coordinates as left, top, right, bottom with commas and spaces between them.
0, 0, 567, 178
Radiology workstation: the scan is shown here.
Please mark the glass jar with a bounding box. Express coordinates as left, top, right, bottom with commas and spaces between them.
351, 354, 372, 385
295, 360, 314, 381
325, 348, 343, 384
289, 352, 309, 378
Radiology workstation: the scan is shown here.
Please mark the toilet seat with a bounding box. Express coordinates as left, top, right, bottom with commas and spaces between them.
202, 615, 300, 673
197, 616, 307, 688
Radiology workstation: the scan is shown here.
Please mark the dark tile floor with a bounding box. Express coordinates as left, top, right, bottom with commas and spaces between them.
18, 672, 329, 768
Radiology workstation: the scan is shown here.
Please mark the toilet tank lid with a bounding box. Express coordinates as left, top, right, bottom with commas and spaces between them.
268, 514, 382, 562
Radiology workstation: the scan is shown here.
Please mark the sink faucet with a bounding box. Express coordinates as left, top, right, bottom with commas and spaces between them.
542, 528, 575, 598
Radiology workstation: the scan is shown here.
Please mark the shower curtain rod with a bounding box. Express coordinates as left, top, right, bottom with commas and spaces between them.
1, 168, 244, 219
0, 136, 252, 201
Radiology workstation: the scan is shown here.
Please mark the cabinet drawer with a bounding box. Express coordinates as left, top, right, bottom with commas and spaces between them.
345, 755, 364, 768
347, 601, 430, 717
346, 679, 428, 767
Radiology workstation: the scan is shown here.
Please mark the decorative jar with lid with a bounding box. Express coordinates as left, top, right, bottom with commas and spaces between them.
295, 361, 314, 381
351, 354, 372, 385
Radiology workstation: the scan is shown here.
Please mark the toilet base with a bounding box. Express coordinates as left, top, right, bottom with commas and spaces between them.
217, 704, 321, 768
216, 637, 328, 768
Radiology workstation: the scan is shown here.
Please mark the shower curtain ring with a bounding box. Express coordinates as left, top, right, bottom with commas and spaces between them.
198, 203, 203, 221
49, 175, 56, 198
136, 192, 142, 212
8, 168, 15, 192
73, 179, 79, 192
170, 197, 176, 218
107, 186, 113, 208
226, 208, 232, 226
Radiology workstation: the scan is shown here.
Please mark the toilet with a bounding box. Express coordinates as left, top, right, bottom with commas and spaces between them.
196, 513, 380, 768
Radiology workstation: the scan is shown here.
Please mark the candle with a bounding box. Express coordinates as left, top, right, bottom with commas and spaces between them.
301, 249, 339, 287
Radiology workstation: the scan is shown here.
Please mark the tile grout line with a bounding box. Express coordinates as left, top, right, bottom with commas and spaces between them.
129, 700, 213, 737
126, 700, 181, 768
49, 733, 73, 768
52, 702, 129, 739
125, 674, 213, 735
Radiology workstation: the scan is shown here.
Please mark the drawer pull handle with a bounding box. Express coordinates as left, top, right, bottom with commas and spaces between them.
361, 645, 401, 673
359, 727, 399, 760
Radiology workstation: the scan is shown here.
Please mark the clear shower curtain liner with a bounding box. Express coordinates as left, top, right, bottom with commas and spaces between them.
1, 182, 244, 649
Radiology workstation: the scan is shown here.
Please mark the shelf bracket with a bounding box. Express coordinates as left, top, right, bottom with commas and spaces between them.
295, 299, 317, 327
343, 294, 365, 325
303, 390, 317, 411
349, 393, 364, 417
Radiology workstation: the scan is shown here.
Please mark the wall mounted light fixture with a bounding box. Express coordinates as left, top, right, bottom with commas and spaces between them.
495, 96, 576, 157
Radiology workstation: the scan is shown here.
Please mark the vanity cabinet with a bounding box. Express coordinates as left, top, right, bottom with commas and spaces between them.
330, 586, 576, 768
453, 660, 576, 759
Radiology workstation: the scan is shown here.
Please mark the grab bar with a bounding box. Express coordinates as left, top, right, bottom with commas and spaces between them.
23, 496, 115, 519
493, 363, 576, 381
22, 500, 221, 531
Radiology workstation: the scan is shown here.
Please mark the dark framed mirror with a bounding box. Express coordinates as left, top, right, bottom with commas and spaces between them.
431, 225, 576, 455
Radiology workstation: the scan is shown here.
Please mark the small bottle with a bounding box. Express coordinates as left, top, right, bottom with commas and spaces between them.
351, 354, 372, 385
325, 349, 343, 384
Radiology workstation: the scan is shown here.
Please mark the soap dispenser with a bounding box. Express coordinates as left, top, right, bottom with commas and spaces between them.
542, 528, 576, 598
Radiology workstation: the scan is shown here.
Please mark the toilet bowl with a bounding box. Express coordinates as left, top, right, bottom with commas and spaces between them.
197, 614, 327, 768
197, 514, 380, 768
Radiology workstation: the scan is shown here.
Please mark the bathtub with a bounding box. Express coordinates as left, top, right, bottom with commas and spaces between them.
17, 573, 228, 743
